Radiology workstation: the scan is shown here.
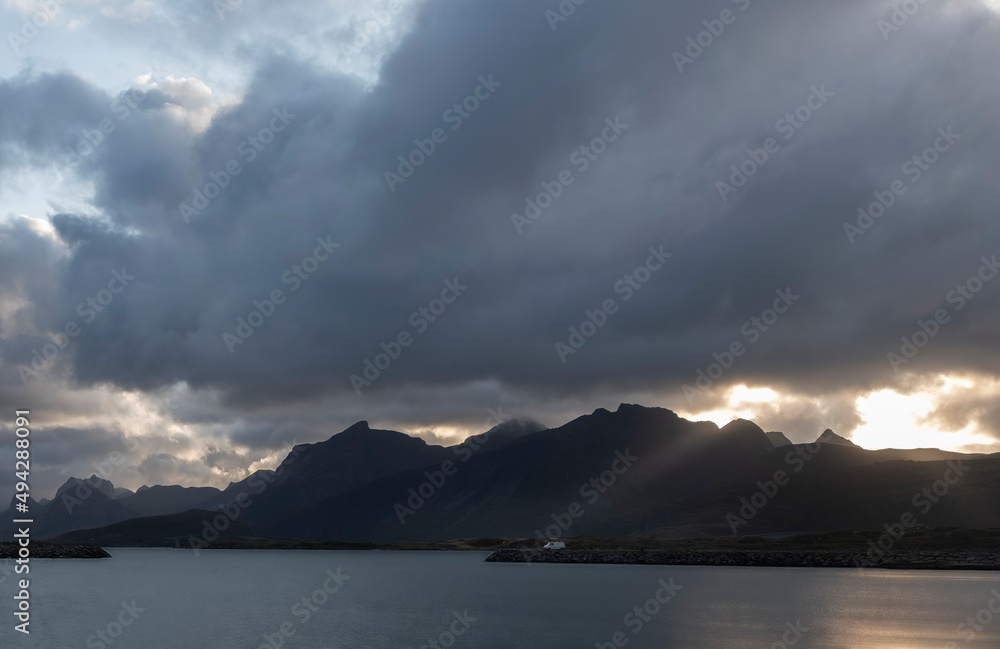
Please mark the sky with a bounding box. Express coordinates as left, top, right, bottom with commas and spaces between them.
2, 0, 1000, 497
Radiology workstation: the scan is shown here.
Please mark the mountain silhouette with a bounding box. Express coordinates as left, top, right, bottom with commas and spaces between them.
13, 405, 1000, 543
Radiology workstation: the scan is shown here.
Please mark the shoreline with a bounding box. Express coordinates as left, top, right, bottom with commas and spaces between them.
0, 543, 111, 559
14, 528, 1000, 567
484, 548, 1000, 570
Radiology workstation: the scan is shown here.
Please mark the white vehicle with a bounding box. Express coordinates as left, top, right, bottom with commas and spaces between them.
543, 541, 565, 550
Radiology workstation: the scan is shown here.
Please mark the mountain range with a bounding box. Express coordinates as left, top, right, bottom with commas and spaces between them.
6, 404, 998, 545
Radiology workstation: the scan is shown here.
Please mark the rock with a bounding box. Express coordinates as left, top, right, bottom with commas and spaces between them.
0, 542, 111, 559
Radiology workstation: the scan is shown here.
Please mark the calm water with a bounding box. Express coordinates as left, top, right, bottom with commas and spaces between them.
1, 548, 998, 648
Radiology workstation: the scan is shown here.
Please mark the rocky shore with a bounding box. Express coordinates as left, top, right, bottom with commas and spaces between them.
484, 548, 1000, 570
0, 543, 111, 559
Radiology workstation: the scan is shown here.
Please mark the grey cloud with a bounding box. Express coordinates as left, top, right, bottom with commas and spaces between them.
0, 426, 139, 498
0, 0, 999, 482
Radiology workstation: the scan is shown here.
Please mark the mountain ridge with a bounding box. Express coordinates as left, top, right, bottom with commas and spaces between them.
10, 405, 996, 543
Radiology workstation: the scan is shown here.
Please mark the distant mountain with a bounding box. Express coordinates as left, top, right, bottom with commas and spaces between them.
192, 469, 277, 511
1, 488, 142, 540
460, 417, 545, 453
440, 417, 547, 460
249, 406, 1000, 541
765, 432, 793, 448
0, 476, 142, 539
485, 417, 546, 439
259, 405, 777, 542
55, 475, 115, 501
49, 509, 254, 546
16, 405, 999, 544
280, 420, 452, 497
238, 420, 455, 529
766, 429, 974, 464
705, 441, 1000, 535
865, 447, 985, 463
815, 429, 859, 447
117, 485, 223, 517
3, 478, 215, 539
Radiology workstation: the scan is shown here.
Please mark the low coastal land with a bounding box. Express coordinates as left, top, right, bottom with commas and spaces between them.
6, 529, 1000, 569
485, 548, 1000, 570
486, 529, 1000, 570
0, 543, 110, 559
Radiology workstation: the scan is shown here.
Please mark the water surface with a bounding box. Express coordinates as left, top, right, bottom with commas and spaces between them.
1, 548, 998, 648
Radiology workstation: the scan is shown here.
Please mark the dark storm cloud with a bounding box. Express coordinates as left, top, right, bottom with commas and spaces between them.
2, 0, 1000, 451
0, 217, 65, 341
0, 71, 109, 166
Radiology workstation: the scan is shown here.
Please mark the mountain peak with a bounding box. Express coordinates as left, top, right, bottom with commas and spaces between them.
766, 431, 793, 448
225, 469, 276, 491
482, 417, 545, 440
54, 475, 115, 501
342, 420, 371, 434
615, 403, 679, 417
564, 404, 682, 433
816, 429, 860, 448
719, 419, 773, 453
721, 418, 765, 434
114, 487, 135, 500
455, 417, 545, 454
